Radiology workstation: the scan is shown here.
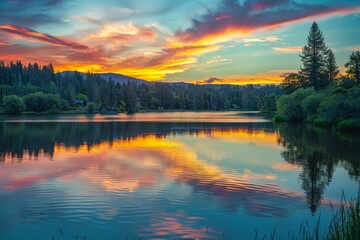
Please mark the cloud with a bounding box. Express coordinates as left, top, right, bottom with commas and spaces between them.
176, 0, 360, 45
346, 45, 360, 51
1, 0, 358, 82
0, 25, 89, 50
0, 0, 63, 27
0, 14, 60, 27
195, 69, 297, 85
91, 22, 156, 45
103, 44, 220, 80
0, 20, 218, 80
243, 36, 282, 43
6, 0, 63, 7
111, 7, 140, 15
196, 77, 223, 84
273, 46, 302, 53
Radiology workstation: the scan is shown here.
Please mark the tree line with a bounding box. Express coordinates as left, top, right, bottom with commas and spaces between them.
276, 22, 360, 131
0, 61, 281, 114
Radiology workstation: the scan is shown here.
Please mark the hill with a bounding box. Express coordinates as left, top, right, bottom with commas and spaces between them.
58, 71, 148, 85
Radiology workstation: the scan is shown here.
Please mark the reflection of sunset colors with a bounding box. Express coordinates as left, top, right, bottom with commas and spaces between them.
195, 128, 280, 148
2, 121, 358, 239
140, 212, 221, 239
0, 0, 359, 84
1, 132, 308, 217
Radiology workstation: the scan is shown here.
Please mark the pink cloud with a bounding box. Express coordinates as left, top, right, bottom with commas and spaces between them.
0, 24, 89, 50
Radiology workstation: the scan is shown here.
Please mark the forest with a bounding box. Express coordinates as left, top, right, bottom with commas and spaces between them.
0, 61, 281, 114
275, 22, 360, 131
1, 21, 359, 132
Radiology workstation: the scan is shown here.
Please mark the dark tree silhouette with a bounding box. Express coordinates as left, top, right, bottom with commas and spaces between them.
280, 73, 302, 94
345, 51, 360, 84
299, 22, 328, 90
325, 49, 339, 83
277, 123, 360, 213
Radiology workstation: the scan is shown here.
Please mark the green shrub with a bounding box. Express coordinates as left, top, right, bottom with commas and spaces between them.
262, 94, 277, 112
86, 102, 98, 114
272, 114, 284, 122
317, 87, 360, 124
2, 95, 25, 114
23, 92, 48, 112
303, 93, 325, 118
276, 88, 315, 121
60, 99, 69, 111
23, 92, 62, 113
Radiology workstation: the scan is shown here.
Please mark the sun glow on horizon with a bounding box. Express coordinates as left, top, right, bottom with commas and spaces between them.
0, 0, 359, 84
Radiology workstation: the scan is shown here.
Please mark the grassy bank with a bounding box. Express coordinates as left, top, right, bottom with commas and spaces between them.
257, 192, 360, 240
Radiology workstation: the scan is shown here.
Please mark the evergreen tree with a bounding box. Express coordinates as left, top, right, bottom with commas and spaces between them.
345, 51, 360, 84
125, 82, 137, 113
281, 73, 302, 94
325, 49, 339, 83
299, 22, 328, 90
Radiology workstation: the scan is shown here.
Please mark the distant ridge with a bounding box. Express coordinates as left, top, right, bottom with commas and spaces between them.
98, 73, 148, 85
58, 71, 148, 85
57, 71, 274, 88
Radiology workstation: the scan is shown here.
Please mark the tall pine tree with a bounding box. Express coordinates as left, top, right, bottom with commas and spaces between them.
325, 49, 339, 83
299, 22, 328, 90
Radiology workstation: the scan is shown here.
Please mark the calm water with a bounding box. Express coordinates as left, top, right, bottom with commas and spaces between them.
0, 112, 359, 239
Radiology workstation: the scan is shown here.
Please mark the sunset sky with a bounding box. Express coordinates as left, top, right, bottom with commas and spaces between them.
0, 0, 359, 85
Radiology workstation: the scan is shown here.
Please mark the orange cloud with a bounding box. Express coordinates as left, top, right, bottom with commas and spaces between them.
60, 44, 220, 80
2, 1, 359, 83
196, 70, 296, 85
0, 24, 89, 51
273, 46, 302, 53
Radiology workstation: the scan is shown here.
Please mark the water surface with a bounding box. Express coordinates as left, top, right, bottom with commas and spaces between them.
0, 112, 359, 239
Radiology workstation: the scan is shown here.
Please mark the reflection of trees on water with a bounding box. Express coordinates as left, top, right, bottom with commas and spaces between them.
277, 124, 360, 213
0, 121, 276, 162
2, 121, 359, 214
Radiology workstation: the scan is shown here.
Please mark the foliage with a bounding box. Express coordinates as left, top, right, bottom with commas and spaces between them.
302, 93, 325, 119
338, 76, 356, 89
75, 93, 88, 101
276, 88, 315, 121
299, 22, 329, 90
319, 87, 360, 124
345, 51, 360, 84
325, 49, 340, 83
258, 192, 360, 240
23, 92, 62, 113
277, 22, 360, 131
0, 60, 283, 113
281, 22, 339, 94
276, 85, 360, 129
280, 73, 302, 94
261, 94, 277, 112
86, 102, 98, 114
2, 95, 25, 114
326, 192, 360, 240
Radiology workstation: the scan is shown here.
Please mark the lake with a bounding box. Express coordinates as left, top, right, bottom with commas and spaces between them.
0, 112, 359, 239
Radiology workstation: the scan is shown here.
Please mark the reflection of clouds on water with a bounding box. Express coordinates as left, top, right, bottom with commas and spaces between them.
139, 211, 214, 239
1, 118, 359, 239
1, 133, 307, 219
272, 162, 302, 172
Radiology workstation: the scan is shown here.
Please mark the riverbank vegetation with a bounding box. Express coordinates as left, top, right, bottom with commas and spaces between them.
257, 192, 360, 240
275, 22, 360, 131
